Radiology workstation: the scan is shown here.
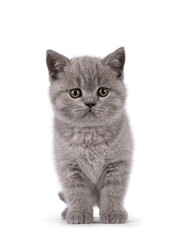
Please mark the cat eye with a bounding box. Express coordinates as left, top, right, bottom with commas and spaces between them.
97, 87, 109, 97
69, 89, 82, 98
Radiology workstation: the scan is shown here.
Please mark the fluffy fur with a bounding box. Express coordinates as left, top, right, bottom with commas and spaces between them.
46, 47, 133, 224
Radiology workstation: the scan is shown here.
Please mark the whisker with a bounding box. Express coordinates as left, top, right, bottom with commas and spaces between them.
74, 109, 88, 112
95, 106, 105, 110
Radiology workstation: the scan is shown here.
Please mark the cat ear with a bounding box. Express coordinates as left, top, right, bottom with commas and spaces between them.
46, 50, 70, 81
102, 47, 125, 77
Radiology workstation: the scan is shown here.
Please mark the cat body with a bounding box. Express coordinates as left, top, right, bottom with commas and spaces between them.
46, 48, 133, 224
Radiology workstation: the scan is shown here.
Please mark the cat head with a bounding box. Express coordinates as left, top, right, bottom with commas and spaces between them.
46, 48, 126, 126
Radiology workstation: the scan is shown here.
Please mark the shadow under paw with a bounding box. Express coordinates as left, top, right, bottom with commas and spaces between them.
100, 209, 128, 224
66, 210, 93, 224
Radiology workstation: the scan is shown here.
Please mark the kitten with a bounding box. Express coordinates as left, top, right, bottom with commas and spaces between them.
46, 47, 133, 224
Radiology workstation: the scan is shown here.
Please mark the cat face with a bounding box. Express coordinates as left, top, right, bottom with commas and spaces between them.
47, 48, 126, 126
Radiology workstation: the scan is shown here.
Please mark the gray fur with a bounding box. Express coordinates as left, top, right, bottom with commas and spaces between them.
46, 47, 133, 224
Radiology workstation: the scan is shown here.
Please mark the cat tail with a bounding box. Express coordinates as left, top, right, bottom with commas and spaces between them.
58, 192, 67, 203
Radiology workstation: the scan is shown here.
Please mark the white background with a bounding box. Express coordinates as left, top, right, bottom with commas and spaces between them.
0, 0, 180, 239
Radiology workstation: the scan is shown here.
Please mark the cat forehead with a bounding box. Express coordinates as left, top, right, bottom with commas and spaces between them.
70, 56, 101, 74
64, 56, 115, 89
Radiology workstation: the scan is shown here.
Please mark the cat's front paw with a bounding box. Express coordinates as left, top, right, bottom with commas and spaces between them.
100, 209, 128, 224
66, 210, 93, 224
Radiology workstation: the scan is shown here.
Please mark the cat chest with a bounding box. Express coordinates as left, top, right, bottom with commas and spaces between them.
76, 144, 107, 184
69, 132, 109, 184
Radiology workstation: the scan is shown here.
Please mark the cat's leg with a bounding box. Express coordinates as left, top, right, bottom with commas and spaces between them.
58, 192, 68, 219
98, 160, 131, 223
58, 191, 67, 203
61, 207, 68, 219
61, 165, 93, 224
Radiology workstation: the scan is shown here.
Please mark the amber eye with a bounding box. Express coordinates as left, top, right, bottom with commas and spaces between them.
97, 87, 109, 97
69, 89, 82, 98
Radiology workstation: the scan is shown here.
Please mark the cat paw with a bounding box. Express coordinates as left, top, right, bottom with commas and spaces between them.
66, 210, 93, 224
100, 209, 128, 224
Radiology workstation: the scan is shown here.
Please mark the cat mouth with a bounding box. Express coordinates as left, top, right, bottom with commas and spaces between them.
83, 110, 96, 117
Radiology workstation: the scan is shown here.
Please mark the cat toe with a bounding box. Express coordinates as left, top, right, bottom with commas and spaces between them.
66, 210, 93, 224
100, 209, 128, 224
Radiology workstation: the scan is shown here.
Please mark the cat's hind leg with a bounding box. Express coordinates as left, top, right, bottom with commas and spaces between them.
58, 191, 67, 203
58, 192, 68, 220
61, 207, 68, 219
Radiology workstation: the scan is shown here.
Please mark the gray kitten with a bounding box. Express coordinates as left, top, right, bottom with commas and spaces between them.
46, 47, 133, 224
